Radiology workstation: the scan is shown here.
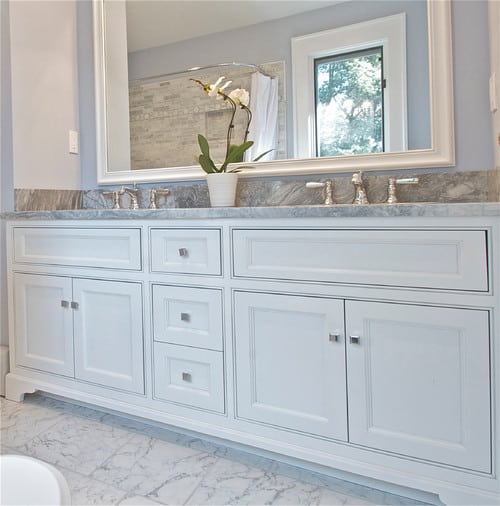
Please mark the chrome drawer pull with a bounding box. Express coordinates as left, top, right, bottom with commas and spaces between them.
182, 372, 192, 382
70, 301, 79, 310
329, 333, 340, 342
61, 300, 69, 308
178, 248, 188, 257
349, 335, 360, 344
180, 312, 191, 322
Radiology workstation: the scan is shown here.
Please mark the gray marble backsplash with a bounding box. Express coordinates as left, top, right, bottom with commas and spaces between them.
14, 169, 500, 211
15, 189, 82, 212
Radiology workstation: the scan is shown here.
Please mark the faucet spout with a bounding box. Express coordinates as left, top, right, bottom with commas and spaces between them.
119, 186, 139, 210
351, 172, 369, 205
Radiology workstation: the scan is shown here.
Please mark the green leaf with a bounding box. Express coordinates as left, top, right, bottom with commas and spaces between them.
198, 154, 218, 174
253, 148, 274, 162
197, 134, 211, 158
221, 141, 254, 171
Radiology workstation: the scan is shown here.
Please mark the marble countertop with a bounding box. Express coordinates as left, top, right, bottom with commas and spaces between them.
2, 202, 500, 220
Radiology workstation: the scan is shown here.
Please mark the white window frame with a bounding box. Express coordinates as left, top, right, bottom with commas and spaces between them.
292, 13, 407, 159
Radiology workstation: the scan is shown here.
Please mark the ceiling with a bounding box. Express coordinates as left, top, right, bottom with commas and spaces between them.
126, 1, 343, 52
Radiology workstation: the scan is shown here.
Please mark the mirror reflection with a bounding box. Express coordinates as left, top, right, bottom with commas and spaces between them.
102, 0, 429, 173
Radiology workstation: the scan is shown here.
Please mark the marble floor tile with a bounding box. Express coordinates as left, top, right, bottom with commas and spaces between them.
0, 396, 66, 448
92, 432, 219, 504
0, 394, 435, 505
62, 468, 128, 505
16, 411, 136, 475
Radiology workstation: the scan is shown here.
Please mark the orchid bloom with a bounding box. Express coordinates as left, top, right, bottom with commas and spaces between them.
207, 77, 232, 99
228, 88, 250, 108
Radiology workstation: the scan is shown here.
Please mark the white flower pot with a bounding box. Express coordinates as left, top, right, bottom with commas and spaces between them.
206, 172, 239, 207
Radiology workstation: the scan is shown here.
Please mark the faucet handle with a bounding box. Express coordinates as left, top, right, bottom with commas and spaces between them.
387, 177, 419, 204
149, 188, 170, 209
102, 190, 121, 209
306, 180, 334, 205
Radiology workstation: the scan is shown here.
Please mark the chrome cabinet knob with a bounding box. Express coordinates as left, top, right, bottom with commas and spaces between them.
349, 335, 361, 344
178, 248, 188, 257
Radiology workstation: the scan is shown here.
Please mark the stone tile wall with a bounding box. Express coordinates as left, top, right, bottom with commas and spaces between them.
129, 62, 286, 170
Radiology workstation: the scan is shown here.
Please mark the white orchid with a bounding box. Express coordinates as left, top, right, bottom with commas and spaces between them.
228, 88, 250, 108
207, 76, 232, 99
190, 76, 272, 173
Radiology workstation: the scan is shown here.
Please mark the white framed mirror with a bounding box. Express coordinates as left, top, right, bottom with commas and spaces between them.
93, 0, 454, 184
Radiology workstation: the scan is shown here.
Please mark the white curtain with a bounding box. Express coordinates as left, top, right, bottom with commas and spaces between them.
245, 72, 279, 162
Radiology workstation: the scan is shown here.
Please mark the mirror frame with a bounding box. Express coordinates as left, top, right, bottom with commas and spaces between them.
93, 0, 454, 185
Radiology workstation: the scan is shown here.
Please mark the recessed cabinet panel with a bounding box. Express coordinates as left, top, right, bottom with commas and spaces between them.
345, 301, 491, 473
232, 229, 488, 291
152, 285, 223, 351
234, 291, 347, 441
154, 342, 224, 413
13, 273, 74, 377
150, 228, 221, 275
13, 227, 142, 270
73, 279, 145, 394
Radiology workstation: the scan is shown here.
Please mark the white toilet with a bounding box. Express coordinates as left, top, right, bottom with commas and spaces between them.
0, 455, 71, 505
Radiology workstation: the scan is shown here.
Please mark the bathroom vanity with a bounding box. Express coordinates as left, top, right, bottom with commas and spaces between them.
4, 204, 500, 505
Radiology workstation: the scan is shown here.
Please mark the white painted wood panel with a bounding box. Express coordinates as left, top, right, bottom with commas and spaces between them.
13, 273, 74, 377
150, 228, 221, 275
154, 342, 224, 413
73, 278, 144, 394
152, 284, 223, 351
345, 301, 491, 473
232, 229, 488, 291
13, 227, 142, 270
234, 291, 347, 441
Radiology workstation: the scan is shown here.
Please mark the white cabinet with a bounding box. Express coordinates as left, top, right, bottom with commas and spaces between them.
13, 273, 144, 394
345, 301, 491, 473
154, 342, 224, 413
234, 291, 347, 440
73, 278, 144, 394
234, 293, 492, 472
6, 218, 498, 506
14, 273, 74, 377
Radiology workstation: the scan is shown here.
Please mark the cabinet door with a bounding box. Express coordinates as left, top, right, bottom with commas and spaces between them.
345, 301, 491, 473
234, 291, 347, 441
13, 273, 74, 377
73, 279, 144, 394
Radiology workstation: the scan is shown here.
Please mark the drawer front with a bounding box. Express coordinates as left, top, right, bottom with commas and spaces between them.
152, 285, 223, 351
154, 342, 224, 413
150, 228, 221, 275
13, 227, 142, 270
232, 229, 488, 291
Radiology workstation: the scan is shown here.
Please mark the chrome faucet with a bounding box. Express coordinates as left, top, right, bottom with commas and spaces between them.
351, 172, 369, 205
102, 190, 121, 209
386, 177, 419, 204
305, 180, 334, 205
119, 185, 139, 209
149, 188, 170, 209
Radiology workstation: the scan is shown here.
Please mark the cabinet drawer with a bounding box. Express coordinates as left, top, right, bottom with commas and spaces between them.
154, 342, 224, 413
232, 228, 488, 291
150, 228, 221, 275
13, 227, 142, 270
152, 285, 223, 351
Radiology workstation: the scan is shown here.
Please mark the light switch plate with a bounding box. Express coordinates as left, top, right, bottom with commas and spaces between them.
69, 130, 79, 154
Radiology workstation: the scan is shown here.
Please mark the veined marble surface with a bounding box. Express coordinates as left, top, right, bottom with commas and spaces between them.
10, 170, 500, 213
2, 202, 500, 221
1, 394, 435, 505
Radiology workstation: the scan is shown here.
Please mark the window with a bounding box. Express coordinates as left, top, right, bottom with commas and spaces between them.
292, 13, 407, 159
315, 47, 384, 156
